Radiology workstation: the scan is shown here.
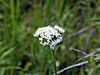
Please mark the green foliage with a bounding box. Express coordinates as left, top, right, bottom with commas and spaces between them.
0, 0, 100, 75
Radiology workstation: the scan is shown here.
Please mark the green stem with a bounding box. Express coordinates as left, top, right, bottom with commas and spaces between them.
52, 50, 57, 75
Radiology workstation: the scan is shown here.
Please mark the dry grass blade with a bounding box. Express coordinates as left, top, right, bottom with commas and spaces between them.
52, 57, 100, 75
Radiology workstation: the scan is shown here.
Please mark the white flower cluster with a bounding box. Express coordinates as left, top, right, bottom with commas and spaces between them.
34, 25, 65, 50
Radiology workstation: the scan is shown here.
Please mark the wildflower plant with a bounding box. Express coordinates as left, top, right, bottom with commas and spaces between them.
34, 24, 65, 75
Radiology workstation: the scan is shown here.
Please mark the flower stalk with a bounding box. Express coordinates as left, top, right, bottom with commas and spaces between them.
52, 49, 57, 75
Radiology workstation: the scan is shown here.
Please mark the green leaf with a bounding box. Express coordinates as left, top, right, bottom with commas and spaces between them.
95, 48, 100, 51
0, 68, 6, 75
96, 22, 100, 30
0, 48, 15, 59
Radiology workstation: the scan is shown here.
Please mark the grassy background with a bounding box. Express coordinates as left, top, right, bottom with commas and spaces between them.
0, 0, 100, 75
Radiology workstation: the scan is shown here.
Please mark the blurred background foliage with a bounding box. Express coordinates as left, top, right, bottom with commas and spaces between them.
0, 0, 100, 75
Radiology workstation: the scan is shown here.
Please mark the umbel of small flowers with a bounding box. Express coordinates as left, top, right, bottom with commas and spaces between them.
34, 24, 65, 50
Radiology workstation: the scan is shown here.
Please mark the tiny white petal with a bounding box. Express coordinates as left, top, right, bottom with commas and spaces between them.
54, 25, 65, 33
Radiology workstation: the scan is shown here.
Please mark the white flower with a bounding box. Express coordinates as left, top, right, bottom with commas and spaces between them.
54, 25, 65, 33
34, 25, 65, 50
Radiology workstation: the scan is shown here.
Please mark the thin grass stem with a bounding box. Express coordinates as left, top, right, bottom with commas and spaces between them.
52, 50, 57, 75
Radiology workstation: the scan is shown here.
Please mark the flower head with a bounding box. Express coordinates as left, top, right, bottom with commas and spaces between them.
34, 25, 65, 50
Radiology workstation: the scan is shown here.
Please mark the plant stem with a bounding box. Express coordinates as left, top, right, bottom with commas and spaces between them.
52, 50, 57, 75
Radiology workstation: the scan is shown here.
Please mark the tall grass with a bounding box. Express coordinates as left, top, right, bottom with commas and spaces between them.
0, 0, 100, 75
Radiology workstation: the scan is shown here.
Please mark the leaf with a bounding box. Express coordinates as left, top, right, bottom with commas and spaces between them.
0, 46, 8, 56
88, 68, 93, 75
96, 22, 100, 27
96, 64, 100, 69
0, 48, 15, 59
95, 48, 100, 51
23, 62, 32, 71
0, 68, 6, 75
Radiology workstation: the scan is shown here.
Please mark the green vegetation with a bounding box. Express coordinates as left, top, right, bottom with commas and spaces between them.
0, 0, 100, 75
